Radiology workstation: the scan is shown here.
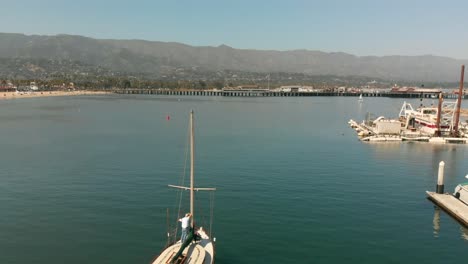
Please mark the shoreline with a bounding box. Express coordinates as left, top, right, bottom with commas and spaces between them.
0, 90, 110, 100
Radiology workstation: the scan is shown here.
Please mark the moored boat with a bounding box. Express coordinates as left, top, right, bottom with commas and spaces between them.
399, 102, 453, 135
454, 183, 468, 205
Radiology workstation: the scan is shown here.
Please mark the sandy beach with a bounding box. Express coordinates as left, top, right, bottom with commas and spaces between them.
0, 90, 110, 100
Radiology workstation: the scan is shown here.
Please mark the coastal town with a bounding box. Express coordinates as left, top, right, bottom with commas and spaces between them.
1, 79, 467, 99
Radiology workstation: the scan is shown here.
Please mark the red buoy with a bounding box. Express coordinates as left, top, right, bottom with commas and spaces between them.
166, 115, 170, 121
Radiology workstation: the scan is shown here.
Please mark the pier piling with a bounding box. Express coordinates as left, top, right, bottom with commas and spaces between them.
436, 161, 445, 194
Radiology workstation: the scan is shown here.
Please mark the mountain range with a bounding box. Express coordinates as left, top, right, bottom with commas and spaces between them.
0, 32, 466, 82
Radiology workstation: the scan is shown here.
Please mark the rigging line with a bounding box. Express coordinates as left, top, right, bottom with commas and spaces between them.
195, 191, 211, 233
172, 120, 191, 243
209, 191, 215, 238
166, 208, 170, 246
195, 190, 202, 226
195, 191, 208, 230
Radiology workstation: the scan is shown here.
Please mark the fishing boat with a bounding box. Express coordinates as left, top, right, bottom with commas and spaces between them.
399, 101, 455, 135
152, 110, 216, 264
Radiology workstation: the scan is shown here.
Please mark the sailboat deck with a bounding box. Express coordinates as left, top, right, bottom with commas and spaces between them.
153, 242, 205, 264
152, 229, 214, 264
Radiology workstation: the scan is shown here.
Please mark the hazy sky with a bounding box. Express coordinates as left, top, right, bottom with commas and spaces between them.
2, 0, 468, 59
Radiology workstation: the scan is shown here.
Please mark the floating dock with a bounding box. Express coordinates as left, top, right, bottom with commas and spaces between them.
426, 192, 468, 227
426, 161, 468, 227
349, 118, 468, 144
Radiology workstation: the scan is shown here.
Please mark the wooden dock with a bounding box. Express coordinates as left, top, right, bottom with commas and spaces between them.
426, 191, 468, 227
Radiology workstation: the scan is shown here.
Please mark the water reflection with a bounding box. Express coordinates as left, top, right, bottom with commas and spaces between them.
367, 142, 467, 181
432, 206, 468, 241
432, 207, 440, 238
460, 226, 468, 240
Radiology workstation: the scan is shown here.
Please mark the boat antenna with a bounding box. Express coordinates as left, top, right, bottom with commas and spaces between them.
452, 64, 465, 136
267, 73, 270, 90
435, 92, 443, 137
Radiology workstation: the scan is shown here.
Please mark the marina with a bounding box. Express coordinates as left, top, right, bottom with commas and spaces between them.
349, 66, 468, 143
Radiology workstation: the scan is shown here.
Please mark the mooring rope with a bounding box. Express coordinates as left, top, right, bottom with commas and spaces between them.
209, 191, 215, 238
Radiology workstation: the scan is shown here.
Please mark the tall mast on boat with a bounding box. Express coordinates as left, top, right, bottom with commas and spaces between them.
190, 110, 195, 228
453, 65, 465, 136
168, 110, 216, 230
435, 92, 443, 137
267, 74, 270, 90
155, 110, 217, 264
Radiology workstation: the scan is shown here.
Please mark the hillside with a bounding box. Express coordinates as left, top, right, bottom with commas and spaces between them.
0, 33, 466, 82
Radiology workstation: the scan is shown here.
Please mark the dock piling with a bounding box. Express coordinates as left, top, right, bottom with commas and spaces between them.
436, 161, 445, 194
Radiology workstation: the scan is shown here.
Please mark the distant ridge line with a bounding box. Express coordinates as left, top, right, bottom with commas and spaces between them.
0, 32, 467, 81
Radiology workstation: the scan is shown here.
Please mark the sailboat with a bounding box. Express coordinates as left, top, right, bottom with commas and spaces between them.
152, 110, 216, 264
358, 94, 363, 103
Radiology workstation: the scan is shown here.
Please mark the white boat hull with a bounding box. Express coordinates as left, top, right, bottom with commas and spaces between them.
454, 183, 468, 205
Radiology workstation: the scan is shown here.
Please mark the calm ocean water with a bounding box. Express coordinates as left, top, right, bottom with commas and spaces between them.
0, 95, 467, 264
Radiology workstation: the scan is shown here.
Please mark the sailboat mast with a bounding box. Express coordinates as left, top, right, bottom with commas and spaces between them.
190, 110, 195, 228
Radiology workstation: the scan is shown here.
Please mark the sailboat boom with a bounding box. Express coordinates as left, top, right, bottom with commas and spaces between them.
168, 184, 216, 191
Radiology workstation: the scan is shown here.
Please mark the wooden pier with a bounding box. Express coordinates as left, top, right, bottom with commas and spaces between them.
112, 88, 467, 99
